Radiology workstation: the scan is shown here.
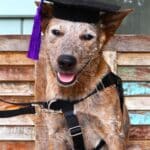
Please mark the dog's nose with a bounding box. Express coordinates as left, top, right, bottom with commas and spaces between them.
57, 55, 77, 71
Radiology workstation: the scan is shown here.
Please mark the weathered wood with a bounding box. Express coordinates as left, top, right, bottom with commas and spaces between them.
35, 52, 46, 101
104, 35, 150, 52
129, 126, 150, 140
0, 116, 34, 126
34, 51, 49, 149
0, 142, 35, 150
0, 82, 34, 96
129, 111, 150, 125
0, 126, 35, 141
1, 35, 150, 52
0, 52, 34, 65
103, 51, 117, 73
123, 82, 150, 96
0, 66, 35, 81
127, 140, 150, 150
118, 66, 150, 81
125, 97, 150, 111
117, 53, 150, 66
0, 35, 30, 51
0, 96, 34, 103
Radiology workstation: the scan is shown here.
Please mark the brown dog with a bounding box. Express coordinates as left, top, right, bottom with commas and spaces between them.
34, 2, 132, 150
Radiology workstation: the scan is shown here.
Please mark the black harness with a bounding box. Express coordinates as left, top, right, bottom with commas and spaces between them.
0, 72, 124, 150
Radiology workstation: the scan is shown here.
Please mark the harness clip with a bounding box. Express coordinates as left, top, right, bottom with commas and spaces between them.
69, 125, 82, 137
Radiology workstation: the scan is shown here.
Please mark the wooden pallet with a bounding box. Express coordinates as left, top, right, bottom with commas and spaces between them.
0, 35, 149, 149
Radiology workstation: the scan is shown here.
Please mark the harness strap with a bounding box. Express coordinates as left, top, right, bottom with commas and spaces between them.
50, 100, 85, 150
0, 72, 124, 150
94, 140, 106, 150
0, 106, 35, 118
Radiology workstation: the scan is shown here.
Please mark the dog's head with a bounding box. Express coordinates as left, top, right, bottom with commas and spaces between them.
38, 2, 132, 87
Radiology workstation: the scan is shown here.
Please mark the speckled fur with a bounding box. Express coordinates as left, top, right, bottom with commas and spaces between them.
35, 2, 133, 150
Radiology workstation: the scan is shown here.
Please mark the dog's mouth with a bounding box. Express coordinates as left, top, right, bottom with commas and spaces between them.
56, 60, 91, 86
57, 72, 77, 85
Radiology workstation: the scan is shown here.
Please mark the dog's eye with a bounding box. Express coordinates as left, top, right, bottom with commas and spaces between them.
80, 34, 94, 41
51, 29, 63, 36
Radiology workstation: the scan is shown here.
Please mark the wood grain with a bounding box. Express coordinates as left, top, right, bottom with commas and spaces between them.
117, 53, 150, 66
0, 66, 35, 81
35, 50, 47, 101
0, 35, 30, 51
123, 82, 150, 96
1, 35, 150, 52
0, 142, 35, 150
127, 140, 150, 150
103, 51, 117, 73
0, 96, 34, 103
0, 116, 34, 126
0, 126, 35, 141
0, 52, 34, 65
129, 126, 150, 140
0, 82, 34, 96
104, 35, 150, 52
118, 66, 150, 81
125, 97, 150, 111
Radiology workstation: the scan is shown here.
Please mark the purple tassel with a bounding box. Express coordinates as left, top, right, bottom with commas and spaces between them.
27, 0, 44, 60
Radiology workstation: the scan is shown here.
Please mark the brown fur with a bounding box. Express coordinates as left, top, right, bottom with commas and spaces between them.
35, 2, 133, 150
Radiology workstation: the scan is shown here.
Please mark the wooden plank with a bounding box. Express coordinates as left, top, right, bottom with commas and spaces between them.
0, 66, 35, 81
129, 111, 150, 125
0, 96, 35, 103
1, 35, 150, 52
118, 66, 150, 81
117, 53, 150, 66
35, 51, 49, 149
103, 51, 117, 73
125, 97, 150, 111
129, 126, 150, 140
128, 140, 150, 150
0, 52, 34, 65
123, 82, 150, 96
35, 51, 47, 100
0, 82, 34, 96
104, 35, 150, 52
0, 35, 30, 51
0, 116, 34, 126
0, 126, 35, 141
0, 142, 35, 150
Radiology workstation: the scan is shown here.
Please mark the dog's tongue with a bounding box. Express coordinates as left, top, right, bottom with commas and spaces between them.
58, 73, 75, 83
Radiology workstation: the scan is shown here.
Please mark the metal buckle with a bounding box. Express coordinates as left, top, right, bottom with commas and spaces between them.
100, 81, 105, 89
96, 81, 105, 92
69, 126, 82, 137
45, 100, 62, 114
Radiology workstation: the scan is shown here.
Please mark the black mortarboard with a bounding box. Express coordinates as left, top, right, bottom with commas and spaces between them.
46, 0, 121, 23
28, 0, 120, 60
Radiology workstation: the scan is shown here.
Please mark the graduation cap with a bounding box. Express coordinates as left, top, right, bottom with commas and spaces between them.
28, 0, 121, 60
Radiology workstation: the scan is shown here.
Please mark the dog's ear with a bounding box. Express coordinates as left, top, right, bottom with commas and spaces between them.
35, 1, 53, 33
99, 9, 133, 44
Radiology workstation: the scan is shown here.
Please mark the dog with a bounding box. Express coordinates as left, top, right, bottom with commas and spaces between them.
34, 2, 132, 150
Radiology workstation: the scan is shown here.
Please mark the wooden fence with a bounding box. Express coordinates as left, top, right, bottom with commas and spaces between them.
0, 35, 149, 149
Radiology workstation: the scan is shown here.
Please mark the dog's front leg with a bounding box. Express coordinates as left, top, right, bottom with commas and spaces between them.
106, 134, 126, 150
48, 138, 69, 150
100, 119, 126, 150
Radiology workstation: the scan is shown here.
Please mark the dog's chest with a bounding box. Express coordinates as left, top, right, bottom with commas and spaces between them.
44, 93, 112, 149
